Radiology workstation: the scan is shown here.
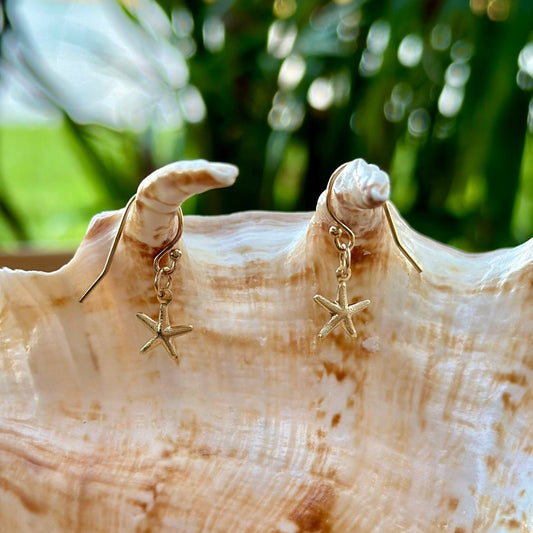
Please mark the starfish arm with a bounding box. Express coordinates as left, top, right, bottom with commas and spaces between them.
159, 334, 180, 361
164, 325, 193, 338
158, 304, 170, 326
318, 314, 344, 338
337, 281, 349, 307
314, 294, 342, 314
136, 312, 158, 332
347, 299, 371, 314
342, 316, 358, 337
139, 335, 159, 353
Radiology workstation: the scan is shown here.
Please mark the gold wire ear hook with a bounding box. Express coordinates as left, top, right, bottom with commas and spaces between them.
153, 208, 184, 273
325, 162, 354, 249
79, 195, 137, 303
325, 163, 422, 274
383, 201, 422, 274
79, 195, 185, 302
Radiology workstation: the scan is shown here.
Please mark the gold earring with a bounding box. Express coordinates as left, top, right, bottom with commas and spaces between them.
80, 195, 192, 362
313, 164, 422, 339
313, 164, 371, 339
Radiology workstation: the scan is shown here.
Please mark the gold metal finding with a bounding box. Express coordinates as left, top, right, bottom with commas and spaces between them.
79, 195, 186, 302
325, 162, 422, 274
383, 201, 422, 274
79, 195, 137, 303
79, 194, 192, 362
314, 164, 370, 339
325, 163, 354, 252
314, 162, 422, 339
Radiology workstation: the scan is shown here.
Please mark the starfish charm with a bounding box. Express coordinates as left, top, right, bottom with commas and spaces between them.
136, 303, 192, 361
314, 281, 370, 339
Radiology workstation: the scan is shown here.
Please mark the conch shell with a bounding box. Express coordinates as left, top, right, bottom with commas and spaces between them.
0, 159, 531, 532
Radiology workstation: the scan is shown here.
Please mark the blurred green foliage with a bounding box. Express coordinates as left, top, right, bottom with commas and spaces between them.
0, 124, 105, 245
1, 0, 532, 251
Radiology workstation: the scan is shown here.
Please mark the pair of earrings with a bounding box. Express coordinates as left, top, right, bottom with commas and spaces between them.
79, 166, 422, 363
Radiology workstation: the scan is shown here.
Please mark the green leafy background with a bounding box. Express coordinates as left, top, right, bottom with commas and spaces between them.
1, 0, 532, 252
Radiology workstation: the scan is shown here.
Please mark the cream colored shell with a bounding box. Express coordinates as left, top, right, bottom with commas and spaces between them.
0, 159, 531, 532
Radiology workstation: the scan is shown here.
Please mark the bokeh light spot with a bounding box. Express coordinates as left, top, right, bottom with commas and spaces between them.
359, 50, 383, 77
408, 108, 430, 137
517, 71, 533, 91
268, 91, 304, 131
203, 16, 225, 53
177, 36, 197, 59
307, 77, 335, 111
445, 62, 471, 87
487, 0, 510, 21
470, 0, 488, 16
391, 82, 414, 106
172, 7, 194, 37
366, 20, 390, 54
431, 24, 451, 51
438, 85, 465, 117
398, 34, 423, 68
267, 20, 297, 58
384, 99, 405, 123
337, 12, 360, 42
451, 40, 474, 63
179, 85, 206, 123
518, 42, 533, 78
278, 54, 306, 89
273, 0, 297, 19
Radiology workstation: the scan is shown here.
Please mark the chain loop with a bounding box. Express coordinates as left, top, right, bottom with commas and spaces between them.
329, 224, 353, 281
329, 225, 353, 253
155, 267, 171, 294
155, 248, 181, 274
336, 246, 352, 282
154, 247, 182, 303
157, 287, 173, 305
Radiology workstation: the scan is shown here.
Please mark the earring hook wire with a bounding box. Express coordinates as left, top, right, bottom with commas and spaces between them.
325, 162, 422, 274
383, 201, 422, 273
79, 195, 185, 302
326, 162, 354, 250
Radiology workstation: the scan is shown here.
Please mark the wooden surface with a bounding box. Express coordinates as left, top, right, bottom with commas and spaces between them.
0, 251, 73, 272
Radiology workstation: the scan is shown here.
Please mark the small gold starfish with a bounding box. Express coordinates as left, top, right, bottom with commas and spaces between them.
136, 303, 192, 361
314, 281, 370, 339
